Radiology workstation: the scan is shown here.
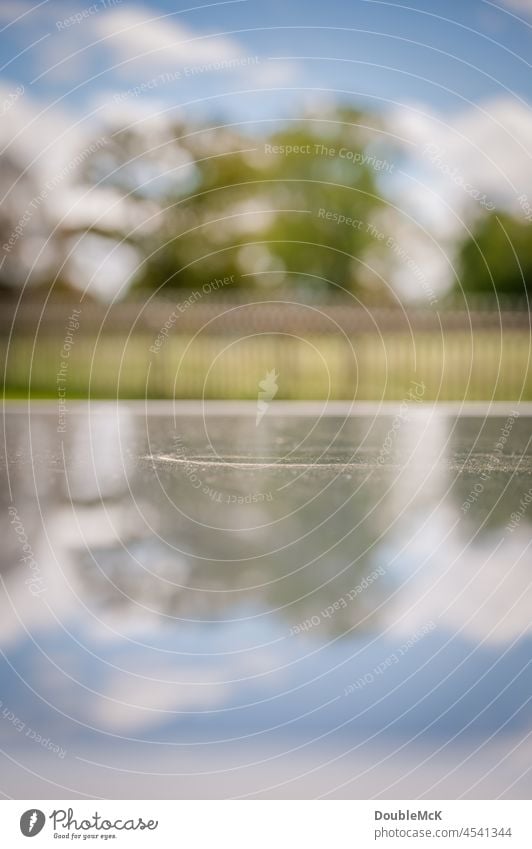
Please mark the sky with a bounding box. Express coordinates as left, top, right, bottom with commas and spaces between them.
1, 0, 531, 299
1, 0, 531, 120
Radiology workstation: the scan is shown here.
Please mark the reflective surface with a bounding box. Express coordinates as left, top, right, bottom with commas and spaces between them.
1, 403, 531, 798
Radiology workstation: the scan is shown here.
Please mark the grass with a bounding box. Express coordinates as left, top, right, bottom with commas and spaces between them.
2, 331, 531, 400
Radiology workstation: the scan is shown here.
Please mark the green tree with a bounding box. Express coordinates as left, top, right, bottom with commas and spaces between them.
104, 108, 393, 297
458, 212, 532, 297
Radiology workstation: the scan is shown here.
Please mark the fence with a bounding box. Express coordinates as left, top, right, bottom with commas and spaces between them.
2, 299, 531, 400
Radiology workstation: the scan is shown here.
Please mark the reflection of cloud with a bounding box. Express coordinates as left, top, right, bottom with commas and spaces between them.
391, 531, 532, 645
94, 666, 228, 732
498, 0, 532, 12
383, 413, 532, 645
66, 407, 134, 501
90, 642, 288, 733
0, 1, 34, 25
94, 5, 242, 76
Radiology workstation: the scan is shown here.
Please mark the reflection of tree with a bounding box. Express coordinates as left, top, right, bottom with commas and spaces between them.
448, 416, 532, 532
1, 414, 65, 578
74, 493, 389, 637
5, 410, 532, 644
70, 415, 401, 636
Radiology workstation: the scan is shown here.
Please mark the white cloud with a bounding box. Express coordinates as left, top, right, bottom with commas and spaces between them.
249, 58, 301, 88
373, 97, 532, 299
65, 232, 142, 300
390, 97, 532, 221
443, 99, 532, 205
94, 6, 243, 76
0, 81, 96, 181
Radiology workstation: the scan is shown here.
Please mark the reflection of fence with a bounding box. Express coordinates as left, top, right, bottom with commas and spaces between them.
2, 300, 531, 400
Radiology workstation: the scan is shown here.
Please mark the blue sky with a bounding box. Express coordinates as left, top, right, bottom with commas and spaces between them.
1, 0, 531, 122
1, 0, 531, 300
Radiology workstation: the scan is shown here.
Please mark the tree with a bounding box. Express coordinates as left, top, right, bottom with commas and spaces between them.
458, 212, 532, 298
99, 107, 393, 297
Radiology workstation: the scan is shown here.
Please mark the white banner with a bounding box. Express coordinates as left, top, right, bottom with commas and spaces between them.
1, 800, 530, 848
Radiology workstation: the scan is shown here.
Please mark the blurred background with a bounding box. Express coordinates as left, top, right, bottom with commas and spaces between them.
1, 0, 531, 400
1, 1, 532, 802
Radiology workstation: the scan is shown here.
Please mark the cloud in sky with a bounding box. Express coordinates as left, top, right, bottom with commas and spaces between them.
93, 5, 243, 76
365, 94, 532, 299
12, 3, 250, 88
390, 96, 532, 222
1, 1, 531, 302
2, 0, 531, 118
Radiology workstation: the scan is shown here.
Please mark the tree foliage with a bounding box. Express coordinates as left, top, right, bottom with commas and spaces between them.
90, 108, 393, 297
458, 212, 532, 297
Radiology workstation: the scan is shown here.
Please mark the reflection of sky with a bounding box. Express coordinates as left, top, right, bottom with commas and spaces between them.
2, 617, 531, 741
1, 407, 531, 796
